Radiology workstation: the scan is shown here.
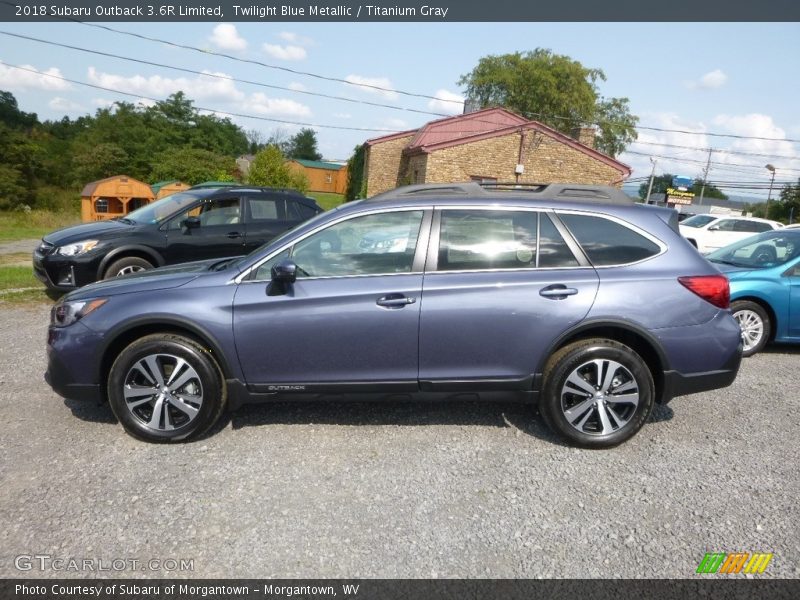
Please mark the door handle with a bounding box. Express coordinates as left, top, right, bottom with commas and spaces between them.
227, 231, 242, 239
376, 294, 417, 308
539, 285, 579, 299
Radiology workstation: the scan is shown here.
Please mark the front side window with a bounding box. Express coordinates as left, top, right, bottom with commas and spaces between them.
558, 213, 661, 266
681, 215, 716, 228
199, 198, 241, 226
712, 219, 737, 232
255, 210, 424, 280
437, 210, 539, 271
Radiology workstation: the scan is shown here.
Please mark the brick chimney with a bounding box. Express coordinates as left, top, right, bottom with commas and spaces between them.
571, 126, 596, 149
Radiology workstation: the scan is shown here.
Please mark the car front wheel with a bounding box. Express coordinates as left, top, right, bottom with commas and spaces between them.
103, 256, 153, 279
540, 339, 655, 449
731, 300, 770, 357
107, 334, 227, 442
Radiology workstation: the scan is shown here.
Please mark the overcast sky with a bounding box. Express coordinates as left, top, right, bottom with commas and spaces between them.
1, 21, 799, 198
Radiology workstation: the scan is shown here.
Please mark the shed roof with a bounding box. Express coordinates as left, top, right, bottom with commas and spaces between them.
81, 175, 153, 198
292, 159, 346, 171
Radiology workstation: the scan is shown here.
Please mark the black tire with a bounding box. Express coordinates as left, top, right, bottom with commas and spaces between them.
103, 256, 153, 279
731, 300, 771, 357
540, 339, 655, 449
107, 334, 226, 443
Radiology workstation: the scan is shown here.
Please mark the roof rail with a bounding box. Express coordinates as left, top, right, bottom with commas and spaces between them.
368, 182, 634, 205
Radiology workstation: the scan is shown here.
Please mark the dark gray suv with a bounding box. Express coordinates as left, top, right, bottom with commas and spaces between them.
45, 183, 742, 448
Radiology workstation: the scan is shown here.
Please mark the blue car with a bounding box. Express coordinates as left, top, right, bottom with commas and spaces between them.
707, 229, 800, 356
45, 183, 743, 448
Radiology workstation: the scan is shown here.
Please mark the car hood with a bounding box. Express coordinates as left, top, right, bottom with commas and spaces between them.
711, 262, 755, 279
62, 258, 228, 300
43, 219, 137, 245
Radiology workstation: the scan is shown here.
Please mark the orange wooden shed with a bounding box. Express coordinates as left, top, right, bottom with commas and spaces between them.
80, 175, 156, 222
287, 159, 348, 195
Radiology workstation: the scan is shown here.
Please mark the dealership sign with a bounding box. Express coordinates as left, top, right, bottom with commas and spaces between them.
666, 187, 695, 205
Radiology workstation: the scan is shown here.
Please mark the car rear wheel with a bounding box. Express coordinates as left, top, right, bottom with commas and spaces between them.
540, 339, 655, 449
107, 334, 227, 443
731, 300, 770, 357
103, 256, 153, 279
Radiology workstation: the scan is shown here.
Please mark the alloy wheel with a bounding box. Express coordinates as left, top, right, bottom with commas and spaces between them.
560, 359, 640, 436
734, 309, 764, 353
116, 265, 146, 276
122, 353, 204, 431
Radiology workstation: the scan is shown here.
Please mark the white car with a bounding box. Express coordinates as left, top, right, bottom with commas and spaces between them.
783, 223, 800, 230
679, 215, 784, 254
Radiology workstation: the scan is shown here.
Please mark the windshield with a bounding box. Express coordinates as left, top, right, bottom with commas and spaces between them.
125, 190, 213, 224
681, 215, 716, 228
706, 231, 800, 269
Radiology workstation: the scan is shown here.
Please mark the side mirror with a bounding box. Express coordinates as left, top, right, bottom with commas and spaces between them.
182, 216, 201, 230
271, 259, 297, 284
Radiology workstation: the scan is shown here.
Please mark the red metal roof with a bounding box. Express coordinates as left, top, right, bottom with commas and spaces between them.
365, 107, 630, 177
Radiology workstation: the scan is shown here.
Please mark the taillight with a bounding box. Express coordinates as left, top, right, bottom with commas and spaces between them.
678, 275, 730, 309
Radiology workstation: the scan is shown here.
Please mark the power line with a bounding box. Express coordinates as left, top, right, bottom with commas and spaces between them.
72, 18, 449, 103
0, 30, 453, 120
11, 9, 796, 145
629, 140, 800, 161
0, 62, 402, 133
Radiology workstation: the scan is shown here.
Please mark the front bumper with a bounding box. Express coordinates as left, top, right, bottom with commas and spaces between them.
33, 247, 103, 290
45, 322, 104, 402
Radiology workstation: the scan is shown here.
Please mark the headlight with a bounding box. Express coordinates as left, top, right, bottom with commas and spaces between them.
51, 298, 108, 327
56, 240, 100, 256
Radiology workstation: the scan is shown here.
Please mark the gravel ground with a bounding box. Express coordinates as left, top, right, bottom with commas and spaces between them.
0, 239, 39, 255
0, 304, 798, 579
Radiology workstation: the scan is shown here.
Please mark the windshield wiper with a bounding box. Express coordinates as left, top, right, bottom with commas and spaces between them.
209, 258, 237, 271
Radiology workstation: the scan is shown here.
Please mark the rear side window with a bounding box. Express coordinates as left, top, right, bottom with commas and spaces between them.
734, 220, 771, 233
438, 210, 537, 271
436, 210, 579, 271
558, 213, 661, 266
287, 200, 319, 220
247, 197, 279, 221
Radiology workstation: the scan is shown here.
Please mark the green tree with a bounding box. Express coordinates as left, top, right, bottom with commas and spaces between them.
763, 178, 800, 223
344, 144, 366, 201
247, 146, 309, 193
286, 128, 322, 161
458, 49, 638, 157
72, 142, 130, 183
0, 91, 37, 129
149, 148, 237, 185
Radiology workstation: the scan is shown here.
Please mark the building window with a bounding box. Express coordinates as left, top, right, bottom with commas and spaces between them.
95, 198, 109, 213
326, 173, 333, 184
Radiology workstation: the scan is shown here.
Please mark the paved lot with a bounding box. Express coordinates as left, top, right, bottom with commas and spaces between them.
0, 304, 798, 579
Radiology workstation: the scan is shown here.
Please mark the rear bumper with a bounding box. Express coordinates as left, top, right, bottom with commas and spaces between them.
660, 340, 743, 404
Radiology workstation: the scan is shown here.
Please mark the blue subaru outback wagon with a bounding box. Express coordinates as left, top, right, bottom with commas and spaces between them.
45, 183, 743, 448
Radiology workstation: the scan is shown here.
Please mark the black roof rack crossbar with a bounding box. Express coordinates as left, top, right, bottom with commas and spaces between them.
368, 182, 633, 205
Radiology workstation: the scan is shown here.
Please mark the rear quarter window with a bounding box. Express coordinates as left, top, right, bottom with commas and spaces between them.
558, 213, 662, 266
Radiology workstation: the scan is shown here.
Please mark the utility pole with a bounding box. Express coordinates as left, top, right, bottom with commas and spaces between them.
645, 158, 658, 204
765, 164, 776, 220
698, 148, 713, 206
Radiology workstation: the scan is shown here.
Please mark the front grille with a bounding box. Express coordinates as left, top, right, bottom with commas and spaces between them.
38, 240, 55, 256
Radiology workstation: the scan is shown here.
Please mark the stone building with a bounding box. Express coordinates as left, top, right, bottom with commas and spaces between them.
363, 107, 630, 197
